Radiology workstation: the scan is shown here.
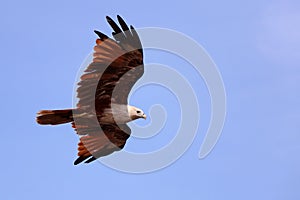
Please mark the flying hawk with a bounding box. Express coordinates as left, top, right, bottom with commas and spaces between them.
36, 16, 146, 165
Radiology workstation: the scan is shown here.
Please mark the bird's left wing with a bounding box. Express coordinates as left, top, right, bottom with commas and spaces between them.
77, 15, 144, 113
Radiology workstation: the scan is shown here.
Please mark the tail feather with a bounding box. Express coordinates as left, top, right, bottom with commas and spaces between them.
36, 109, 73, 125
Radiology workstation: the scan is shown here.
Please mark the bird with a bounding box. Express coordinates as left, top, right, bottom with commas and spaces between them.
36, 15, 146, 165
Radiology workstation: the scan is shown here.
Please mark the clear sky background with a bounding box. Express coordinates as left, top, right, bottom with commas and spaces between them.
1, 0, 300, 199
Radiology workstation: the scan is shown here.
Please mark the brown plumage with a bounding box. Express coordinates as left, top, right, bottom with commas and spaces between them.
36, 15, 145, 165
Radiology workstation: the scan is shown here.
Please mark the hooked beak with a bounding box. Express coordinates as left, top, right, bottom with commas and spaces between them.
142, 114, 147, 119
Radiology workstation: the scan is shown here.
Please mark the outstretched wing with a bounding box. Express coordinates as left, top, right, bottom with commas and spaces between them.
73, 15, 144, 165
73, 123, 131, 165
77, 15, 143, 113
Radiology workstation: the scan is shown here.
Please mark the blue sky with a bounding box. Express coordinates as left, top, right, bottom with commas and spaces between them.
1, 0, 300, 199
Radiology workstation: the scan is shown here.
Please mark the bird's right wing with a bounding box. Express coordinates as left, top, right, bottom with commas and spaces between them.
73, 123, 131, 165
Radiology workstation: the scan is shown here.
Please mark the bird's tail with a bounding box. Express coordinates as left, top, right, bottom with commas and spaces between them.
36, 109, 74, 125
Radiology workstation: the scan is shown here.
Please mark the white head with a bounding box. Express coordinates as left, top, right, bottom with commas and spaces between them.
128, 105, 146, 120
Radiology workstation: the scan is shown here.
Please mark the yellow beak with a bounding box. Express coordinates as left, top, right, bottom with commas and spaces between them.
142, 114, 147, 119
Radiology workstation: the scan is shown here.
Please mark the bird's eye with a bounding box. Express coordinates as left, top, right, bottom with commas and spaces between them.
137, 110, 141, 114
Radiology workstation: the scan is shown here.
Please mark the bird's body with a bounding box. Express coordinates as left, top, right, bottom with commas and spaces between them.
98, 104, 146, 124
36, 16, 146, 165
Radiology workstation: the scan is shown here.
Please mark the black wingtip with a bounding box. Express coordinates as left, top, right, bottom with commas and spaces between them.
74, 156, 89, 165
106, 15, 113, 22
84, 157, 97, 164
94, 30, 108, 39
117, 15, 130, 32
117, 15, 122, 21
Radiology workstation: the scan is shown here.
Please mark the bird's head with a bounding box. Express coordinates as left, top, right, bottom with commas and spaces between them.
128, 105, 146, 120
